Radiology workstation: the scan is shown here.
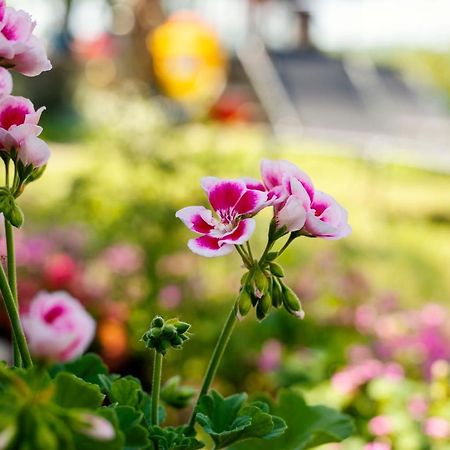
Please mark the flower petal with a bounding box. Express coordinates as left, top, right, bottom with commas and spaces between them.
175, 206, 216, 234
207, 179, 246, 216
19, 135, 50, 167
219, 218, 256, 245
233, 189, 268, 215
276, 195, 308, 232
261, 159, 314, 201
187, 235, 234, 257
304, 191, 352, 239
240, 177, 265, 191
200, 176, 219, 192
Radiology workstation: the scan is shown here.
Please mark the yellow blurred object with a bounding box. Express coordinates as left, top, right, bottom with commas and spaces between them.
148, 11, 227, 114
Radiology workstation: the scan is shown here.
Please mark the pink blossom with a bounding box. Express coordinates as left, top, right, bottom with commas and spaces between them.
158, 284, 182, 309
0, 66, 11, 97
424, 417, 450, 439
0, 4, 51, 76
101, 244, 144, 274
368, 416, 392, 436
303, 190, 351, 240
261, 159, 351, 238
176, 178, 267, 257
0, 95, 50, 166
22, 291, 96, 362
261, 159, 313, 232
78, 414, 115, 441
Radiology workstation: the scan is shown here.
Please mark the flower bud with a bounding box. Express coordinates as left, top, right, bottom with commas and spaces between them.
78, 414, 115, 441
253, 266, 269, 298
271, 277, 283, 308
269, 262, 284, 278
0, 426, 15, 450
281, 284, 305, 319
151, 316, 164, 328
143, 316, 191, 355
237, 289, 253, 320
256, 293, 272, 321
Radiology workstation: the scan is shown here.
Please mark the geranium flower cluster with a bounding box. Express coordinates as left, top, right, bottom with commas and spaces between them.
0, 0, 51, 227
177, 159, 351, 321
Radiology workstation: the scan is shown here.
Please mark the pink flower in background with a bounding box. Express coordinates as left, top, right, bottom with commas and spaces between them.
0, 66, 11, 97
44, 253, 78, 288
258, 339, 282, 372
176, 178, 267, 257
368, 416, 392, 436
0, 95, 50, 166
424, 417, 450, 439
102, 244, 144, 274
158, 284, 182, 309
22, 291, 95, 362
261, 159, 314, 232
303, 191, 351, 240
0, 2, 51, 76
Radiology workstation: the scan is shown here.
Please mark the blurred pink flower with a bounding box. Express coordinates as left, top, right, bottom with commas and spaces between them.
102, 244, 144, 274
0, 95, 50, 166
45, 253, 78, 288
158, 284, 182, 309
408, 395, 428, 420
22, 291, 95, 362
0, 3, 51, 76
368, 416, 392, 436
176, 178, 266, 257
79, 414, 115, 441
258, 339, 283, 372
424, 417, 450, 439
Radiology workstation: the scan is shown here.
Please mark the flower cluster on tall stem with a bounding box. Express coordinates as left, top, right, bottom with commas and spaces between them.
0, 0, 51, 368
178, 158, 351, 430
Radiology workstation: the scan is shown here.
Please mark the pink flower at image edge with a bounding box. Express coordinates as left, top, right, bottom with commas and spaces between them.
22, 291, 96, 362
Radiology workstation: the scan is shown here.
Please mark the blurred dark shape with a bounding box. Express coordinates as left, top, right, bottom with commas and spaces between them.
235, 2, 450, 171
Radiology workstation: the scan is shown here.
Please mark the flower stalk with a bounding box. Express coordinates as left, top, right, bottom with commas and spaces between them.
0, 263, 32, 367
187, 301, 238, 431
5, 219, 21, 367
151, 351, 163, 426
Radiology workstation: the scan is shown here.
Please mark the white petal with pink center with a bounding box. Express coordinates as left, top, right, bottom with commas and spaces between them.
175, 206, 216, 234
188, 235, 234, 257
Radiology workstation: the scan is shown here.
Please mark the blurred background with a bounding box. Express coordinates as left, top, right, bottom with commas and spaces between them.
2, 0, 450, 448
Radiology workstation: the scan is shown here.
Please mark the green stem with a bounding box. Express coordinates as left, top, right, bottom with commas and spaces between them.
235, 245, 252, 268
246, 241, 254, 261
5, 220, 21, 367
259, 240, 275, 264
277, 233, 297, 257
151, 351, 163, 426
187, 301, 238, 431
0, 264, 32, 367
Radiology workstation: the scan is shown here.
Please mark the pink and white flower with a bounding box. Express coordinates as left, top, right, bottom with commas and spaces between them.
261, 159, 314, 232
0, 3, 51, 76
176, 178, 267, 257
22, 291, 96, 362
79, 414, 115, 441
303, 191, 352, 240
0, 95, 50, 167
261, 159, 351, 239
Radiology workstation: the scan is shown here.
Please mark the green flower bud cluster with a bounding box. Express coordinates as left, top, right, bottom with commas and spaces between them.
142, 316, 191, 355
237, 262, 304, 322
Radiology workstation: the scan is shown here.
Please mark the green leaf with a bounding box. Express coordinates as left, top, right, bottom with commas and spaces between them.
196, 390, 286, 449
109, 376, 142, 407
113, 405, 151, 450
53, 372, 105, 409
50, 353, 109, 385
229, 389, 354, 450
149, 426, 204, 450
